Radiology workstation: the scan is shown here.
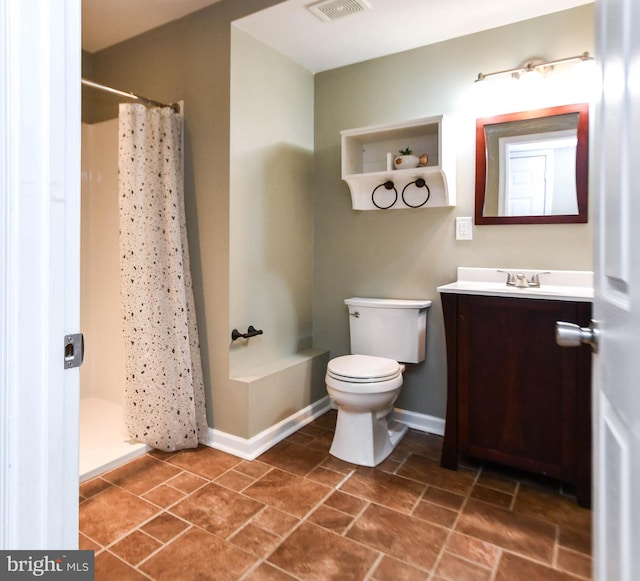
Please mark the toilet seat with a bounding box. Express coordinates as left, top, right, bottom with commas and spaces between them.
327, 354, 402, 383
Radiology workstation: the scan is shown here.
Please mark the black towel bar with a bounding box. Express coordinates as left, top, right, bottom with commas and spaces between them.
231, 325, 264, 341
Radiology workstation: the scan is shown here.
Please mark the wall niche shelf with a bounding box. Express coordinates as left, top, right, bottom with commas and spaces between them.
341, 115, 456, 211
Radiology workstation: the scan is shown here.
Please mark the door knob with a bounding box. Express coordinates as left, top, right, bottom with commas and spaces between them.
556, 320, 600, 353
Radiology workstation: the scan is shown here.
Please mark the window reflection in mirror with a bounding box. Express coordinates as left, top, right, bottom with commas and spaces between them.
475, 104, 589, 225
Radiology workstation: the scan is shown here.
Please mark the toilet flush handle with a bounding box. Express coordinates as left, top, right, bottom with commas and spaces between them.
350, 311, 360, 318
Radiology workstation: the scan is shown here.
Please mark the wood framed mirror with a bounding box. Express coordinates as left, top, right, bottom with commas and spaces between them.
475, 103, 589, 225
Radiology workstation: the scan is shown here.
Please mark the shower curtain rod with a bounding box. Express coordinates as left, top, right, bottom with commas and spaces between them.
81, 78, 180, 112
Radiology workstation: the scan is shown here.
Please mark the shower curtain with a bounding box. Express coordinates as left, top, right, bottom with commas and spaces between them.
118, 103, 208, 452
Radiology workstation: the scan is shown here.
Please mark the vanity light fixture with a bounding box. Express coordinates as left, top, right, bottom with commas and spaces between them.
475, 51, 594, 83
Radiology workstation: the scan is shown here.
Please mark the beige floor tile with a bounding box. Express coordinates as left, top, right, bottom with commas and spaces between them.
234, 460, 272, 479
229, 522, 281, 558
78, 532, 102, 553
444, 531, 501, 570
456, 498, 557, 564
170, 482, 263, 539
556, 547, 592, 579
496, 552, 586, 581
347, 503, 448, 570
340, 467, 425, 514
243, 468, 331, 518
250, 506, 300, 538
80, 486, 160, 546
422, 486, 466, 511
306, 465, 347, 487
558, 525, 592, 555
268, 522, 378, 580
514, 483, 592, 530
412, 500, 458, 528
167, 445, 243, 479
308, 504, 354, 533
94, 551, 149, 581
243, 562, 297, 580
139, 512, 189, 543
435, 551, 493, 581
371, 555, 428, 580
257, 440, 327, 477
470, 483, 514, 509
110, 530, 162, 566
79, 477, 112, 500
166, 470, 207, 493
397, 455, 477, 496
140, 527, 256, 580
141, 483, 186, 508
323, 490, 368, 516
101, 455, 182, 495
214, 469, 256, 492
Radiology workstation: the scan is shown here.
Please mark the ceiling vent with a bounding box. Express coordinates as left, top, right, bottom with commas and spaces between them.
306, 0, 372, 23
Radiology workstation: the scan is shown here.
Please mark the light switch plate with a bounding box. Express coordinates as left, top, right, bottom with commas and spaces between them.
456, 217, 473, 240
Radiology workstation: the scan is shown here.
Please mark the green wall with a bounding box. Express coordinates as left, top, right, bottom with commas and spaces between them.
83, 0, 285, 437
313, 5, 595, 420
82, 1, 595, 438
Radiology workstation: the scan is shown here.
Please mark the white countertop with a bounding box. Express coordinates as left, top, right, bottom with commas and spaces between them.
437, 267, 594, 302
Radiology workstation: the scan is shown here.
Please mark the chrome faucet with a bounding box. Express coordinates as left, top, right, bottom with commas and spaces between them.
528, 271, 550, 287
498, 270, 550, 288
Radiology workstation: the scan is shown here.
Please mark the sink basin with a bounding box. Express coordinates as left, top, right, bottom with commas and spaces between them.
437, 267, 593, 302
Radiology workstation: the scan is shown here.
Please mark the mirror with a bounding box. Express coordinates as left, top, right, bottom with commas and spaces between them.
475, 103, 589, 225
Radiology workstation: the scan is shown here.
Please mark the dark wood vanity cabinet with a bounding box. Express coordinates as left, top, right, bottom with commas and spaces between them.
440, 293, 592, 507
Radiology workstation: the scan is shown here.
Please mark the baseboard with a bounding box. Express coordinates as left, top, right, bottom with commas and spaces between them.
205, 395, 333, 460
392, 408, 445, 437
205, 399, 444, 461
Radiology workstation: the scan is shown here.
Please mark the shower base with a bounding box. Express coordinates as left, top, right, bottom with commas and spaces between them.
80, 397, 151, 482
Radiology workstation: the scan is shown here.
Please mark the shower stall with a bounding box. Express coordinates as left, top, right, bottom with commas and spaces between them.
80, 118, 149, 481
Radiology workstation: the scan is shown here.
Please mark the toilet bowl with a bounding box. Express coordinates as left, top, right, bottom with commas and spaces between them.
326, 297, 431, 467
326, 354, 408, 466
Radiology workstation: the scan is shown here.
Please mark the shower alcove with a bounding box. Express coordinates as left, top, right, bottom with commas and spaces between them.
80, 119, 149, 481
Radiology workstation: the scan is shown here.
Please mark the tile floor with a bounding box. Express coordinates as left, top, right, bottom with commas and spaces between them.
79, 411, 592, 580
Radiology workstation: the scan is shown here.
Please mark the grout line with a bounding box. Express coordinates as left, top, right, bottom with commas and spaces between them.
341, 498, 370, 538
334, 469, 356, 490
488, 548, 504, 581
133, 524, 195, 571
427, 466, 481, 578
102, 548, 155, 580
363, 552, 385, 580
510, 480, 520, 511
552, 522, 561, 569
408, 481, 429, 516
428, 529, 453, 580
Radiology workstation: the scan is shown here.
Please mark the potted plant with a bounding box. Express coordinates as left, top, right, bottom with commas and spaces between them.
394, 147, 428, 170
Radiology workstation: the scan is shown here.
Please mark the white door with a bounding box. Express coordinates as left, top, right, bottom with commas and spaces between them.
0, 0, 81, 548
593, 0, 640, 577
506, 152, 549, 215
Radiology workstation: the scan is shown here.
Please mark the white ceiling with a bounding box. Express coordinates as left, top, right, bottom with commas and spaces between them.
83, 0, 593, 72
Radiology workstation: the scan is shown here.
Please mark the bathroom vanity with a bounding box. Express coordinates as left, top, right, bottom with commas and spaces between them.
438, 268, 593, 507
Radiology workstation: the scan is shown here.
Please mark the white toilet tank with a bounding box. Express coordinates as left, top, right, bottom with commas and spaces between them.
345, 297, 432, 363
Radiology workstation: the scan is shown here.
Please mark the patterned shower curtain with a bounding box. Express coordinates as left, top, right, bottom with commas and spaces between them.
118, 103, 208, 452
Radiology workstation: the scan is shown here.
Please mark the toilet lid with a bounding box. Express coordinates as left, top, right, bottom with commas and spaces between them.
327, 354, 401, 383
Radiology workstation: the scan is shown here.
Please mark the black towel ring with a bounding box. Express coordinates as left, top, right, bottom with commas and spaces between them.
371, 181, 398, 210
401, 178, 431, 208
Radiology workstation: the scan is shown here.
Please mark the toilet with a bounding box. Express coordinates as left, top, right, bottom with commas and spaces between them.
326, 297, 432, 467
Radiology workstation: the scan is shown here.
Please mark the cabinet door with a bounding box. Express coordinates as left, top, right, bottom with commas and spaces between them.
457, 295, 580, 479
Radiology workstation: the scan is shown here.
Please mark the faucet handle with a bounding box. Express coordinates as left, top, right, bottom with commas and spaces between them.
497, 269, 516, 286
528, 271, 550, 287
